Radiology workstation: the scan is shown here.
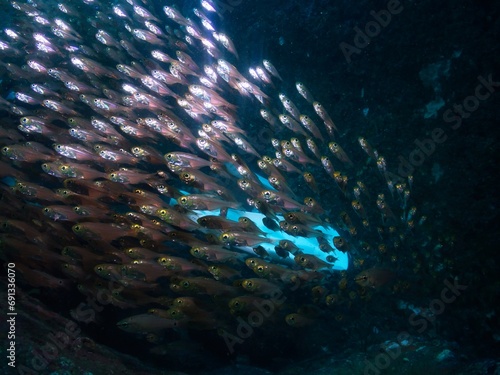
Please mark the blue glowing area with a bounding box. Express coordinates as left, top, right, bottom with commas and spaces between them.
1, 176, 16, 187
187, 208, 348, 271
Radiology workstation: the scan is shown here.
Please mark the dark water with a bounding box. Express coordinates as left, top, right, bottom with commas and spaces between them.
0, 0, 498, 374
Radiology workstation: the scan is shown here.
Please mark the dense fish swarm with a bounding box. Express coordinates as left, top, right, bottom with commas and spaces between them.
0, 0, 433, 368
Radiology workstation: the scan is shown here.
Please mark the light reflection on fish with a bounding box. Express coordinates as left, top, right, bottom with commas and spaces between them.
0, 0, 426, 362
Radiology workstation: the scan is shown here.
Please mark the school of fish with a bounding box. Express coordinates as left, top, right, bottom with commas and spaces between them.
0, 0, 427, 360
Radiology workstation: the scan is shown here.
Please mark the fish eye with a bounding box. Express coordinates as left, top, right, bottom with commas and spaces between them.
233, 301, 240, 307
257, 266, 264, 272
158, 209, 166, 215
180, 197, 187, 203
246, 281, 253, 287
183, 173, 189, 178
300, 257, 306, 262
77, 284, 84, 291
222, 234, 229, 240
182, 281, 190, 288
96, 266, 102, 271
193, 249, 199, 254
74, 225, 80, 231
159, 258, 167, 265
43, 208, 49, 212
2, 147, 9, 152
